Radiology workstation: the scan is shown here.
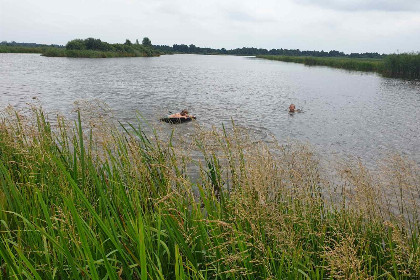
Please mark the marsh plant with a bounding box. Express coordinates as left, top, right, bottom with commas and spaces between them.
258, 53, 420, 79
0, 106, 419, 279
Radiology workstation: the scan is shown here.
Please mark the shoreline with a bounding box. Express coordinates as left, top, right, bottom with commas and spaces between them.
257, 54, 420, 79
1, 47, 418, 79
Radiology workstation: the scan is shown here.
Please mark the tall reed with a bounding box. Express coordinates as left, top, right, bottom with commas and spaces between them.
258, 54, 420, 79
0, 107, 419, 279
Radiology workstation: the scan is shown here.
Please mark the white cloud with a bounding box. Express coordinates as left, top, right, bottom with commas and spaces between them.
0, 0, 419, 53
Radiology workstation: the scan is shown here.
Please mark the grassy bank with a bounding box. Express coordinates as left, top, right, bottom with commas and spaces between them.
0, 107, 419, 279
41, 48, 157, 58
43, 38, 160, 58
257, 54, 420, 79
0, 46, 158, 58
1, 38, 160, 57
0, 45, 51, 54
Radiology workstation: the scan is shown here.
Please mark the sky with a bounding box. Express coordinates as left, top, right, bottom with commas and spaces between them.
1, 0, 419, 54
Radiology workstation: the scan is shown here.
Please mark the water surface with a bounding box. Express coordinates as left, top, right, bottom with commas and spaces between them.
1, 53, 419, 164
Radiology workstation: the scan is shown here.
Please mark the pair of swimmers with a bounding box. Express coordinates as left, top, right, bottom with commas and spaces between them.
168, 109, 193, 119
168, 105, 298, 119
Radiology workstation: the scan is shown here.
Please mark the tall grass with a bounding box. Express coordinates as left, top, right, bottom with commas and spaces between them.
0, 46, 50, 54
258, 55, 383, 72
41, 48, 158, 58
258, 54, 420, 79
383, 54, 420, 79
0, 107, 419, 279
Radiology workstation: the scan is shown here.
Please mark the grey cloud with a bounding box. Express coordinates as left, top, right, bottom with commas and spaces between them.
294, 0, 420, 12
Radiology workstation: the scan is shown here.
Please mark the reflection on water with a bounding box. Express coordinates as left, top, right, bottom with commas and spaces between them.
1, 53, 419, 164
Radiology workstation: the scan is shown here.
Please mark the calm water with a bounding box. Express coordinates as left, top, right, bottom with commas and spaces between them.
1, 53, 419, 164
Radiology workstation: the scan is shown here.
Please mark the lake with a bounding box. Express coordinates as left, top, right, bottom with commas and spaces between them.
1, 53, 419, 164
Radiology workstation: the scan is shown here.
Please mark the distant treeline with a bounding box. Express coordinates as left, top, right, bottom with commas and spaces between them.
44, 37, 160, 58
257, 53, 420, 79
153, 44, 385, 58
0, 41, 63, 54
0, 39, 389, 59
0, 41, 64, 48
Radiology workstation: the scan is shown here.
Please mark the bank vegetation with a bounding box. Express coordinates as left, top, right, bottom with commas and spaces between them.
257, 53, 420, 79
0, 106, 419, 279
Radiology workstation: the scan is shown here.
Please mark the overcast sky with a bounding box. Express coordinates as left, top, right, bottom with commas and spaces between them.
1, 0, 419, 53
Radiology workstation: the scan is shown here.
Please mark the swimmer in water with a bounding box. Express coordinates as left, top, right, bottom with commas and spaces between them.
289, 104, 296, 113
289, 104, 302, 113
168, 109, 191, 118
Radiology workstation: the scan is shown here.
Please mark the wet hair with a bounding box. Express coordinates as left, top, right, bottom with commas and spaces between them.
289, 104, 296, 112
180, 109, 189, 116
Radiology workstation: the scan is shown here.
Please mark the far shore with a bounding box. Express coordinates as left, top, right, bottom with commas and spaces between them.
1, 44, 419, 79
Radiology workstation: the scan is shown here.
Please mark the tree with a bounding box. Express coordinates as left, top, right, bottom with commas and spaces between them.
125, 39, 132, 46
142, 37, 152, 46
189, 44, 197, 53
84, 38, 104, 50
136, 39, 139, 45
66, 39, 86, 50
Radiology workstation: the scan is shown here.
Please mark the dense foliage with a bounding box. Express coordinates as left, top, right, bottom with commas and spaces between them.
47, 37, 160, 57
0, 107, 419, 279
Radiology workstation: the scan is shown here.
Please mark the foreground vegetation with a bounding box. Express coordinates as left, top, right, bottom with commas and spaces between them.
257, 54, 420, 79
0, 107, 419, 279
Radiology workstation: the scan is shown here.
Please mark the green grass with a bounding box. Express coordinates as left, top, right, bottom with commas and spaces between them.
257, 54, 420, 79
383, 54, 420, 79
0, 45, 52, 54
0, 107, 419, 279
41, 48, 157, 58
42, 47, 159, 58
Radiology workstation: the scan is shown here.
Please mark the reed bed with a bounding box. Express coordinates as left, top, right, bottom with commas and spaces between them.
383, 54, 420, 79
257, 54, 420, 79
41, 48, 155, 58
0, 46, 48, 54
0, 106, 419, 279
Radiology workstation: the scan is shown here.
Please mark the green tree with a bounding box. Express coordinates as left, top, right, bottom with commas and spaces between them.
125, 39, 132, 46
66, 39, 85, 50
142, 37, 152, 46
84, 38, 104, 50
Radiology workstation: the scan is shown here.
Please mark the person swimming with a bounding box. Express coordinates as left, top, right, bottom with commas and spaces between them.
289, 104, 296, 113
168, 109, 191, 118
161, 109, 196, 124
289, 104, 302, 113
168, 109, 196, 119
